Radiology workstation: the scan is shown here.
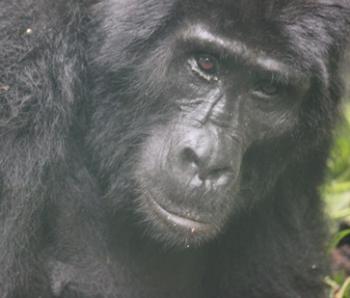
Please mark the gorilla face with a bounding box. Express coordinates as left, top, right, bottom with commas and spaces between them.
88, 0, 335, 248
132, 24, 308, 246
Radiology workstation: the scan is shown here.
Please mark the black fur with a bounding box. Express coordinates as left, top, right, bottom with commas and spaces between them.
0, 0, 349, 297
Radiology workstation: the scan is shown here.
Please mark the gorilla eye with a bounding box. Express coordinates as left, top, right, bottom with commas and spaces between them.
189, 54, 220, 82
196, 55, 218, 74
253, 80, 282, 98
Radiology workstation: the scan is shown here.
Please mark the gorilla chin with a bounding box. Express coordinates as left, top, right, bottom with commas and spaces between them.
149, 193, 220, 241
138, 191, 225, 247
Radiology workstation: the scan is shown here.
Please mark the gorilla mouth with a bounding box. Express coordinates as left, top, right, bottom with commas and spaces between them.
148, 196, 215, 234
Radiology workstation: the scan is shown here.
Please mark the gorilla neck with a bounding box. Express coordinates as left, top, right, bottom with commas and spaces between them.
108, 216, 209, 298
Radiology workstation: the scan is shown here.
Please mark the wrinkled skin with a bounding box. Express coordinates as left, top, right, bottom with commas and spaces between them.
0, 0, 349, 297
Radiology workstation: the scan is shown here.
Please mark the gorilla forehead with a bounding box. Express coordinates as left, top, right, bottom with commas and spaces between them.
96, 0, 347, 85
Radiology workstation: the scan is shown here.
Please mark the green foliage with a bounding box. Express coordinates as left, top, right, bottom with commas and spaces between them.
324, 103, 350, 298
324, 104, 350, 223
329, 229, 350, 252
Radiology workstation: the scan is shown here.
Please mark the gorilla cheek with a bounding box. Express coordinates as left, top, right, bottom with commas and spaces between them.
134, 121, 243, 246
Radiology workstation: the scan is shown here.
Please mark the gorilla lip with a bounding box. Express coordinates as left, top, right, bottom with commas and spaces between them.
148, 196, 214, 233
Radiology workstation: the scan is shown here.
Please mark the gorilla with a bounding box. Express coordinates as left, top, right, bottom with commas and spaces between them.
0, 0, 349, 297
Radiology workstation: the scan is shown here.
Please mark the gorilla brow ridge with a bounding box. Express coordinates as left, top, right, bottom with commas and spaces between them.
180, 24, 305, 83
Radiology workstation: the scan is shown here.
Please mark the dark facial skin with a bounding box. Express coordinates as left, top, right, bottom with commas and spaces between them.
132, 23, 309, 247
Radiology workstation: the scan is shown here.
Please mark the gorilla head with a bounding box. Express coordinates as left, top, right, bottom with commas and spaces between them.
0, 0, 349, 297
87, 0, 349, 248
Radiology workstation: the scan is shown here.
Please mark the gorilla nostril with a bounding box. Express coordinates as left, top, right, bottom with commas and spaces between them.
179, 147, 233, 187
180, 147, 200, 167
208, 167, 232, 180
199, 167, 233, 185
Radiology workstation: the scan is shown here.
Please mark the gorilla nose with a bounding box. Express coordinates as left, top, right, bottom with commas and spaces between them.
175, 129, 235, 189
180, 147, 233, 187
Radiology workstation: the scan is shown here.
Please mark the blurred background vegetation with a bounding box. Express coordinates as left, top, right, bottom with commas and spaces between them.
324, 52, 350, 225
325, 50, 350, 298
